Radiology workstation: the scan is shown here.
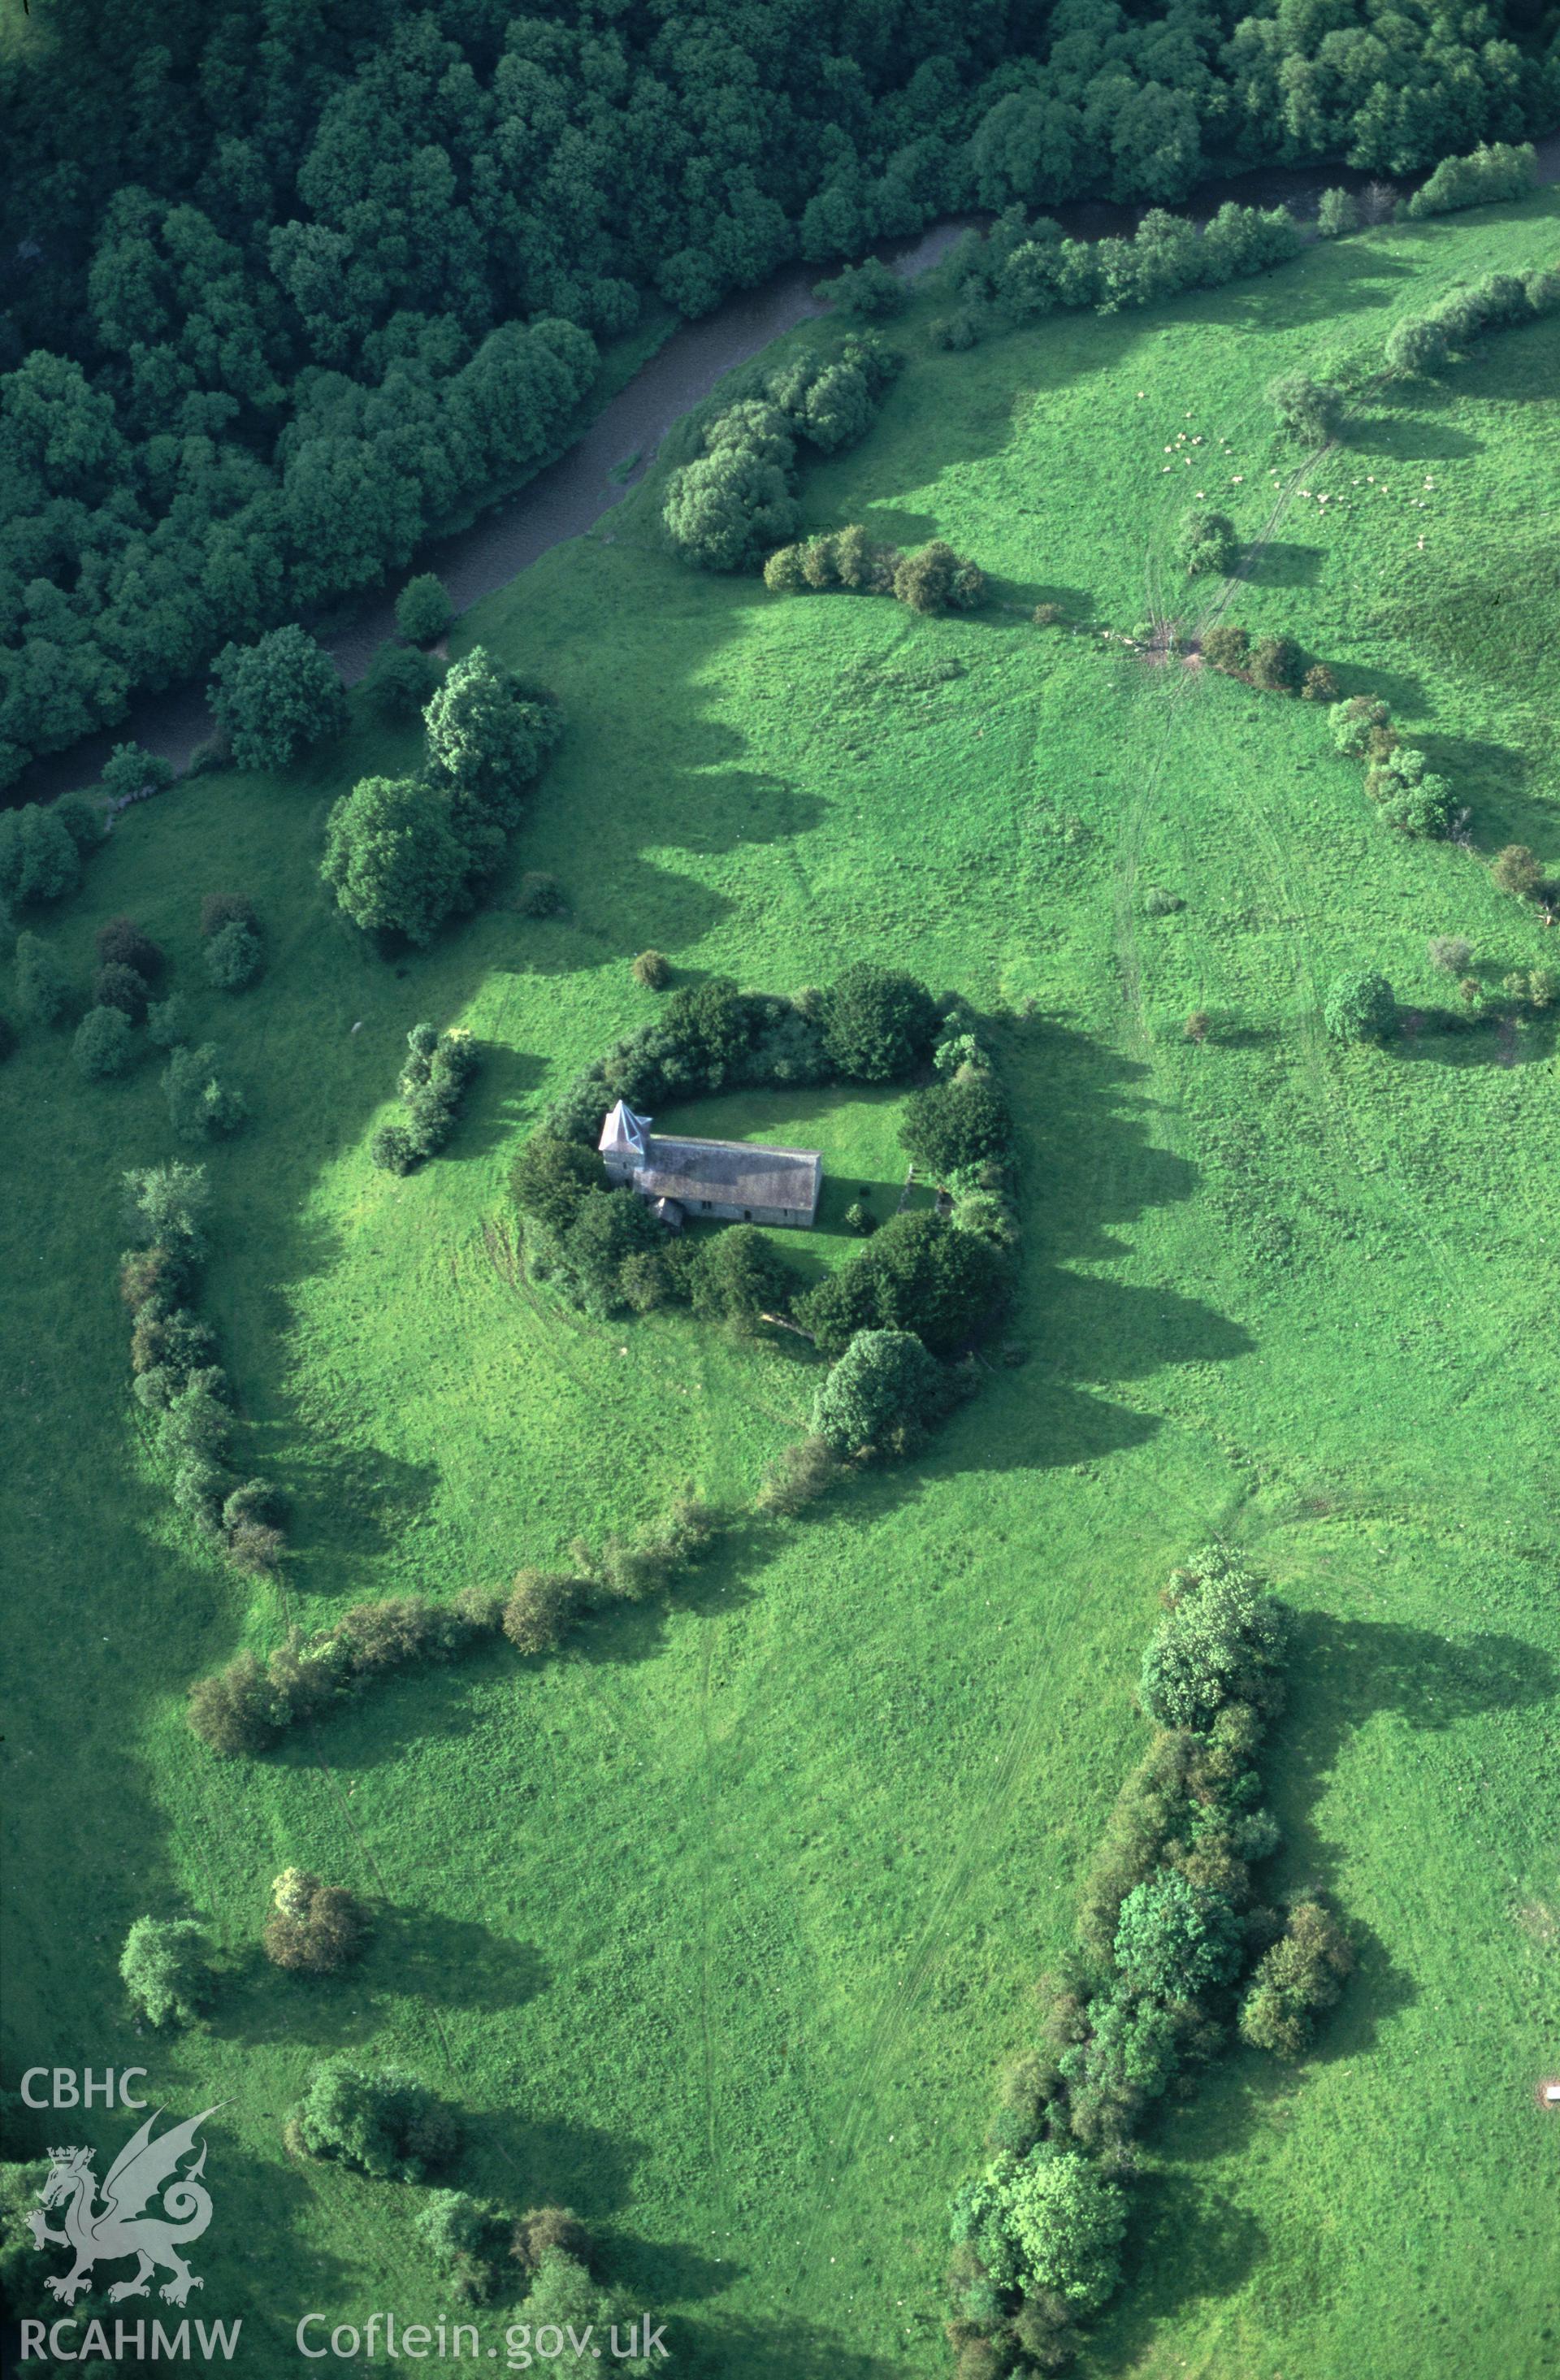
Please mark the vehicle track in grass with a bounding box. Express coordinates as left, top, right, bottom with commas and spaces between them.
764, 437, 1320, 2319
1122, 427, 1553, 1428
1113, 433, 1335, 1057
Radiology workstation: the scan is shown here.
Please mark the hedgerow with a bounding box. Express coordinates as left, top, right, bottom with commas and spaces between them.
945, 1548, 1352, 2373
1328, 696, 1464, 845
939, 197, 1304, 348
1383, 260, 1560, 379
1402, 141, 1537, 219
369, 1022, 479, 1174
193, 1002, 1021, 1751
765, 528, 986, 617
120, 1163, 285, 1576
184, 1500, 717, 1754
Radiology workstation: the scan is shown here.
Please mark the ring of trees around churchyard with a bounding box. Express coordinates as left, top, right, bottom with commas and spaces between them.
2, 36, 1558, 2377
185, 966, 1024, 1753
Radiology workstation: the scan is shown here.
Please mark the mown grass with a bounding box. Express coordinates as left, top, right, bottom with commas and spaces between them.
2, 192, 1558, 2378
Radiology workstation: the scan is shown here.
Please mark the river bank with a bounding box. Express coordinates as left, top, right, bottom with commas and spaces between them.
11, 130, 1558, 807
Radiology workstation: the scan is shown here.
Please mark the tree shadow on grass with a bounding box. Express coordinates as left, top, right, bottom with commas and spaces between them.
282, 1438, 444, 1589
1322, 655, 1430, 714
1008, 577, 1098, 623
273, 1641, 521, 1771
366, 1905, 549, 2015
1235, 537, 1324, 588
214, 1948, 388, 2055
1083, 1609, 1558, 2368
180, 2144, 359, 2370
756, 1009, 1250, 1514
664, 2313, 906, 2378
441, 1040, 550, 1161
1187, 243, 1419, 335
1414, 730, 1553, 856
1393, 1008, 1554, 1071
461, 2106, 643, 2222
1084, 2176, 1268, 2374
1346, 401, 1486, 464
284, 1545, 764, 1762
1278, 1609, 1557, 1869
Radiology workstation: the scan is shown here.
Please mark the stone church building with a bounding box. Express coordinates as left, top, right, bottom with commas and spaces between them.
598, 1100, 821, 1230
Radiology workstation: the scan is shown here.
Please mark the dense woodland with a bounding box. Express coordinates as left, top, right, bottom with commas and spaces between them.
2, 0, 1557, 788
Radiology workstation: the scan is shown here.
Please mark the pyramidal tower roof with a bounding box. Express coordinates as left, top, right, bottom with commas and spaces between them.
599, 1100, 651, 1158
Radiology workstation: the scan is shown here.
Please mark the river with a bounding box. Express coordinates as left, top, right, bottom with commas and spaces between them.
14, 132, 1558, 807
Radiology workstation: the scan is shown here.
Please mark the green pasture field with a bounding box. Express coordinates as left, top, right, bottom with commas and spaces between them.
3, 192, 1558, 2378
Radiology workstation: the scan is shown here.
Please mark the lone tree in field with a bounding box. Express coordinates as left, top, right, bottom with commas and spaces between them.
1324, 968, 1397, 1045
422, 648, 561, 829
97, 915, 164, 981
120, 1917, 214, 2028
73, 1004, 134, 1079
892, 540, 986, 614
289, 2059, 460, 2182
164, 1041, 247, 1139
663, 444, 800, 571
1176, 506, 1239, 578
1265, 371, 1345, 444
395, 573, 453, 646
1492, 843, 1543, 900
263, 1870, 370, 1975
209, 624, 346, 773
321, 774, 470, 943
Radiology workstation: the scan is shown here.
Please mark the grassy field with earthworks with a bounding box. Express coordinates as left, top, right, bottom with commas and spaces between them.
2, 189, 1558, 2378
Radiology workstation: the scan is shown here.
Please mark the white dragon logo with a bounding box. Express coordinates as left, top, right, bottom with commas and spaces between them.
28, 2104, 223, 2308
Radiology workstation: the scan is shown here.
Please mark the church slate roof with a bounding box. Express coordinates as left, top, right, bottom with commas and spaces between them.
634, 1134, 821, 1216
